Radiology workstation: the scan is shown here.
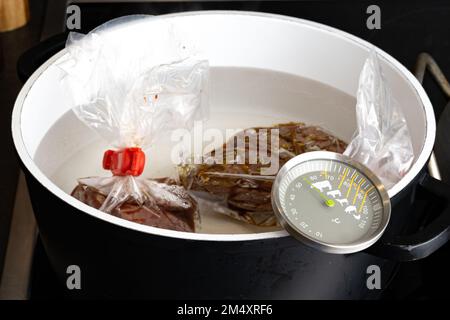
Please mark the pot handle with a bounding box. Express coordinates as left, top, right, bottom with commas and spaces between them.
17, 33, 68, 83
368, 172, 450, 261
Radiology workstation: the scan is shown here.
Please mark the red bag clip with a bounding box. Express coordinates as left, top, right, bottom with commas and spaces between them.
103, 147, 146, 176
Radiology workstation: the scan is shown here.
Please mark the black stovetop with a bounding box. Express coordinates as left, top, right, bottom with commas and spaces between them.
28, 1, 450, 300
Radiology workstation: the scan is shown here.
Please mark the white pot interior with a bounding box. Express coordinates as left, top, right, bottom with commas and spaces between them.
12, 12, 435, 241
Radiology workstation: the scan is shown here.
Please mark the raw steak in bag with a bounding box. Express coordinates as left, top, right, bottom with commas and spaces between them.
58, 16, 209, 232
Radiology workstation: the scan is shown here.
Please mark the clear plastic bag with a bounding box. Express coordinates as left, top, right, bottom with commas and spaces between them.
344, 49, 414, 189
59, 16, 209, 232
178, 123, 348, 227
178, 50, 414, 228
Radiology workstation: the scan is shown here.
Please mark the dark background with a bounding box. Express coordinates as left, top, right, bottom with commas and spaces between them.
1, 0, 450, 299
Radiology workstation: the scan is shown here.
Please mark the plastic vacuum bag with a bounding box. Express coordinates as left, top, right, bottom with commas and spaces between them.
178, 49, 414, 227
59, 16, 209, 232
178, 123, 348, 226
344, 49, 414, 189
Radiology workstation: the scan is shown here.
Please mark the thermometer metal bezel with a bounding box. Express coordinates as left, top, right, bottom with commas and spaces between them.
271, 151, 391, 254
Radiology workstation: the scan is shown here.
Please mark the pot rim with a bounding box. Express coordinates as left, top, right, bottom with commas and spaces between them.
11, 10, 436, 242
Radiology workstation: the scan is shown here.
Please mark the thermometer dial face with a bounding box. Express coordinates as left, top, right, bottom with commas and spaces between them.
272, 151, 391, 254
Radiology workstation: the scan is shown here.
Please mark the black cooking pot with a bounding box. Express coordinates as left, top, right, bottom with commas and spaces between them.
12, 12, 450, 299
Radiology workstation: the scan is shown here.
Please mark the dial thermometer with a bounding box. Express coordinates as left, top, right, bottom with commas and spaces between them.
272, 151, 391, 254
